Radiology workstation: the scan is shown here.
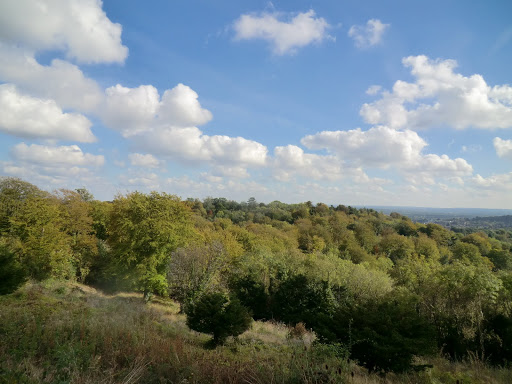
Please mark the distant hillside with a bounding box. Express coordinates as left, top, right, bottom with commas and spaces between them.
363, 206, 512, 220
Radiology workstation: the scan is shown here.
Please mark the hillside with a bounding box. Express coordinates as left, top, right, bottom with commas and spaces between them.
2, 178, 512, 382
1, 280, 511, 383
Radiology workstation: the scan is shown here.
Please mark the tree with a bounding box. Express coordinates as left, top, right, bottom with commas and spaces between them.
0, 177, 46, 235
422, 223, 454, 246
108, 191, 194, 300
353, 221, 378, 253
57, 189, 97, 281
271, 274, 337, 328
451, 241, 490, 267
461, 233, 492, 256
167, 242, 228, 311
379, 233, 415, 263
90, 200, 111, 241
488, 248, 512, 271
229, 273, 269, 320
414, 235, 440, 261
186, 292, 252, 345
75, 187, 94, 202
9, 194, 73, 280
247, 197, 257, 209
395, 218, 418, 237
0, 244, 26, 295
417, 262, 503, 359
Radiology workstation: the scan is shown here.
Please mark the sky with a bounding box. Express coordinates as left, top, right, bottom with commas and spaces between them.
0, 0, 511, 208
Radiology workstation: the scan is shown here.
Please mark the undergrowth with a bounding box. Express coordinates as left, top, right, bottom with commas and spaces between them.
0, 280, 510, 383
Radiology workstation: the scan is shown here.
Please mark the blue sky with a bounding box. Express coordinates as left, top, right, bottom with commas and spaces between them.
0, 0, 511, 208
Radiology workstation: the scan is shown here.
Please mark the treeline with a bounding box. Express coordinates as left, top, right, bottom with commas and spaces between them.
1, 177, 512, 373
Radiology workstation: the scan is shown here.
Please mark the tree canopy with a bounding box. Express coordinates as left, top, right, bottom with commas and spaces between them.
2, 177, 512, 372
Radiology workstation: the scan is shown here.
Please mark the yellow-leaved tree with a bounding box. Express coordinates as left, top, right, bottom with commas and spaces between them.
108, 191, 195, 301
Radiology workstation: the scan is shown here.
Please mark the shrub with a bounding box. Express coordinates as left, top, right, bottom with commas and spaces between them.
317, 292, 436, 373
288, 322, 307, 339
229, 274, 269, 320
271, 274, 337, 329
185, 292, 252, 345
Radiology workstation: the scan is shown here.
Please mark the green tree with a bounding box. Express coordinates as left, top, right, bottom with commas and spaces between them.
0, 243, 26, 295
461, 233, 492, 256
108, 191, 194, 300
57, 189, 97, 281
417, 262, 502, 359
422, 223, 454, 246
186, 292, 252, 345
353, 221, 378, 253
271, 273, 337, 328
395, 218, 418, 237
379, 233, 415, 263
75, 187, 94, 202
452, 241, 492, 268
414, 234, 440, 261
9, 194, 73, 280
0, 177, 46, 235
488, 248, 512, 271
90, 200, 111, 241
229, 273, 269, 320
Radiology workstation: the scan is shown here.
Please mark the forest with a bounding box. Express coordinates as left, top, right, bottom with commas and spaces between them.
1, 176, 512, 383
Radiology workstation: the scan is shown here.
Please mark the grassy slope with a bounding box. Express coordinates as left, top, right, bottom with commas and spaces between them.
0, 281, 510, 384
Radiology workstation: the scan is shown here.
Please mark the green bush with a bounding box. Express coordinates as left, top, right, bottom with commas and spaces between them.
317, 292, 436, 373
186, 292, 252, 345
271, 274, 338, 329
0, 245, 26, 295
229, 274, 269, 320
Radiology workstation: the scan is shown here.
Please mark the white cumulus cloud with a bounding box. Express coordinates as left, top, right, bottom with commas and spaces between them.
102, 84, 160, 137
101, 83, 213, 137
300, 125, 472, 183
159, 84, 214, 127
11, 143, 104, 167
361, 55, 512, 130
138, 127, 268, 167
0, 44, 103, 112
273, 145, 345, 181
2, 162, 96, 183
366, 85, 382, 95
209, 165, 250, 179
100, 83, 266, 174
0, 84, 96, 142
2, 143, 105, 191
129, 153, 160, 168
233, 10, 332, 55
348, 19, 389, 48
403, 154, 473, 186
472, 172, 512, 191
0, 0, 128, 63
302, 126, 426, 167
119, 171, 161, 190
493, 137, 512, 160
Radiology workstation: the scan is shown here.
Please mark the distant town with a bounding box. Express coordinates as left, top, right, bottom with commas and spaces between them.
364, 206, 512, 230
